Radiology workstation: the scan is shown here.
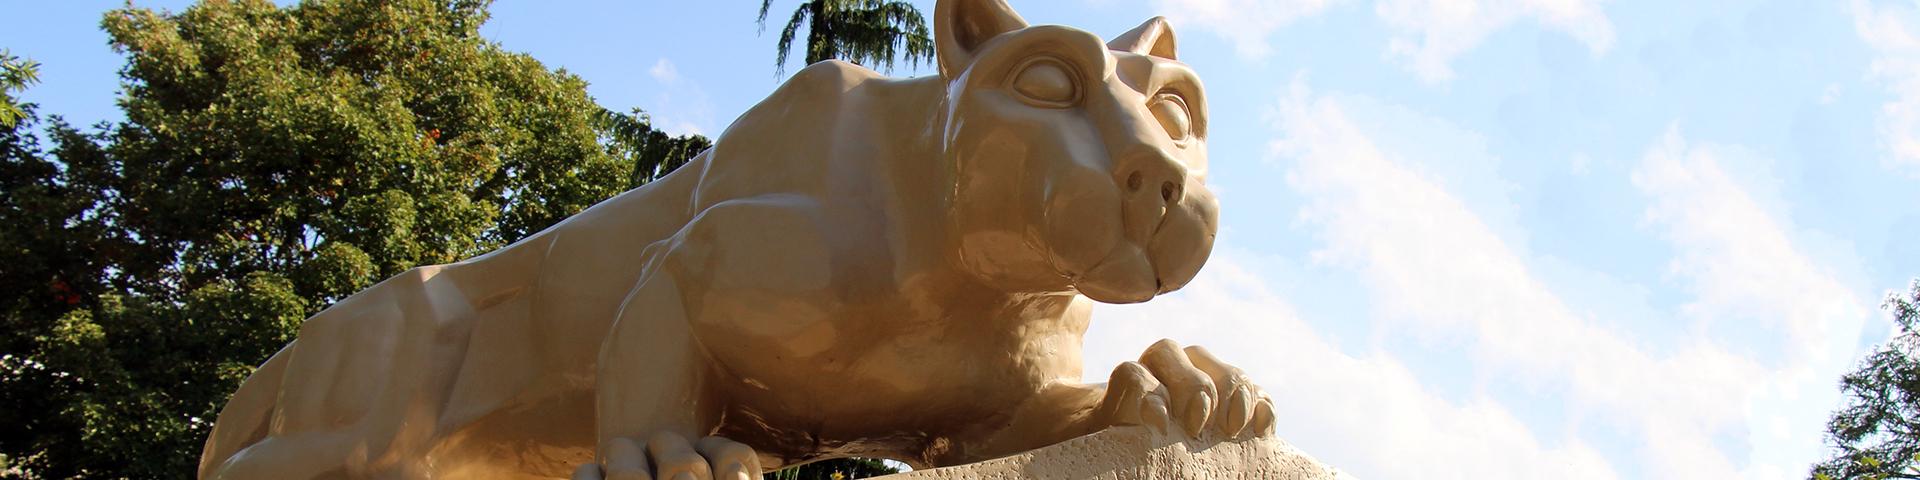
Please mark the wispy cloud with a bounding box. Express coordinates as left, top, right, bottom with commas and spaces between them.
1272, 77, 1752, 477
1630, 126, 1873, 478
644, 57, 713, 136
1849, 0, 1920, 176
1374, 0, 1614, 82
650, 57, 682, 84
1146, 0, 1612, 82
1210, 76, 1875, 478
1147, 0, 1346, 59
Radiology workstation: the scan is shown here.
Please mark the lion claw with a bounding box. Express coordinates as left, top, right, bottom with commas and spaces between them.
1101, 339, 1275, 439
574, 433, 761, 480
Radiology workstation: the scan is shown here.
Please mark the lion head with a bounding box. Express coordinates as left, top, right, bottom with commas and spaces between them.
936, 0, 1219, 304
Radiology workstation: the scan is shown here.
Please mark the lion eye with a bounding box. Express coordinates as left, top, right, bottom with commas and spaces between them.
1150, 93, 1192, 142
1011, 58, 1077, 107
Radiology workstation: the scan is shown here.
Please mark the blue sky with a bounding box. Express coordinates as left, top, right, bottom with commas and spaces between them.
7, 0, 1920, 478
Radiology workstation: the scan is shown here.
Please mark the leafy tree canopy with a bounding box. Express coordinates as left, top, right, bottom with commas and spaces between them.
757, 0, 933, 76
1815, 280, 1920, 480
767, 458, 901, 479
0, 51, 39, 128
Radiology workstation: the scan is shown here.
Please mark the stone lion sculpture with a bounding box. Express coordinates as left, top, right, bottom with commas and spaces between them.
198, 1, 1274, 478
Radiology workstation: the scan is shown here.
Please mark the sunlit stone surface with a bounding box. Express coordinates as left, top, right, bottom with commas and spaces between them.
883, 427, 1347, 480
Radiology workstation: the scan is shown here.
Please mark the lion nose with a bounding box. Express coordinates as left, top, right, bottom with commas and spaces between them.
1116, 148, 1188, 239
1118, 148, 1188, 205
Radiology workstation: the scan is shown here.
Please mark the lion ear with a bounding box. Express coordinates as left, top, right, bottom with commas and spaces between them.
1108, 16, 1177, 60
935, 0, 1029, 79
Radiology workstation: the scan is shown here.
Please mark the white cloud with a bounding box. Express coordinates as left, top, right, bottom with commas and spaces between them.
1630, 126, 1872, 478
644, 57, 713, 136
650, 58, 682, 84
1085, 250, 1619, 480
1148, 0, 1345, 59
1631, 127, 1865, 359
1374, 0, 1615, 82
1850, 0, 1920, 176
1145, 0, 1611, 82
1236, 77, 1873, 478
665, 120, 704, 137
1271, 78, 1751, 477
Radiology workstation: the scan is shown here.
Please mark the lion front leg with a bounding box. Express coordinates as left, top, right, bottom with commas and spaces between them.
1101, 338, 1276, 439
573, 243, 765, 480
939, 339, 1276, 466
571, 433, 762, 480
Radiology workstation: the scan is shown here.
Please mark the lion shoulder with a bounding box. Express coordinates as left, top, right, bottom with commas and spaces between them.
691, 60, 887, 210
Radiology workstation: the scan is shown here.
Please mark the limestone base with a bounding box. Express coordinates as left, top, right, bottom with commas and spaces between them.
877, 427, 1348, 479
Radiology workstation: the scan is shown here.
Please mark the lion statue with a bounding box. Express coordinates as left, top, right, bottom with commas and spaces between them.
198, 0, 1273, 478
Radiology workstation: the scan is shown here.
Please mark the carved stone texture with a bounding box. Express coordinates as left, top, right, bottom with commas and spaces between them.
881, 427, 1349, 480
194, 0, 1289, 478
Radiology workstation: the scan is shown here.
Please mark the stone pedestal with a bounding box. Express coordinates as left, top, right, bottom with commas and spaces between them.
879, 427, 1348, 479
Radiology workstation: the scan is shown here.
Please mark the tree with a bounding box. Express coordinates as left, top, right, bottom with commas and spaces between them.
0, 51, 38, 128
0, 0, 706, 477
757, 0, 934, 76
767, 458, 902, 479
0, 73, 124, 480
597, 107, 712, 188
1814, 280, 1920, 480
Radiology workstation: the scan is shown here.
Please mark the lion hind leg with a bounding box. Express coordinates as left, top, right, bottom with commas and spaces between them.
199, 343, 295, 479
203, 430, 445, 480
199, 341, 427, 479
206, 267, 474, 479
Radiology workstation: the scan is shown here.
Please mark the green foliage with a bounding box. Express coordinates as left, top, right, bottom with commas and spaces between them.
1813, 280, 1920, 480
0, 51, 39, 128
766, 457, 901, 480
598, 107, 712, 188
757, 0, 934, 75
0, 0, 707, 477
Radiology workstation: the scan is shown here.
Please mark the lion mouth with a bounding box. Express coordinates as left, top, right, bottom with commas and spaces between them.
1076, 196, 1215, 303
1074, 240, 1159, 304
1050, 180, 1216, 304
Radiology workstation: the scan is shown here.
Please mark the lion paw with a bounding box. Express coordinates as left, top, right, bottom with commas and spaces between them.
572, 433, 761, 480
1101, 339, 1275, 439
